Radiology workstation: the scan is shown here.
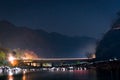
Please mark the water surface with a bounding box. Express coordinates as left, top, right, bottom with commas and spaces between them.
0, 70, 119, 80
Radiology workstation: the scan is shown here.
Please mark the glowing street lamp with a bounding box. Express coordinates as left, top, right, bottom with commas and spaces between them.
8, 54, 19, 66
8, 54, 15, 66
8, 55, 14, 62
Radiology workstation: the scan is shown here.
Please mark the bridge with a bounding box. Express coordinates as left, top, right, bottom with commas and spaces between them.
21, 57, 91, 61
12, 58, 93, 68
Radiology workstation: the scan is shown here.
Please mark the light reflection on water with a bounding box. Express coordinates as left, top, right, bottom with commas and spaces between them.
8, 73, 13, 80
1, 70, 97, 80
22, 72, 26, 80
1, 70, 120, 80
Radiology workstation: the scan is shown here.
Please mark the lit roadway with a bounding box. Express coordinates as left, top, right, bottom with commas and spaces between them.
15, 58, 93, 62
30, 58, 91, 61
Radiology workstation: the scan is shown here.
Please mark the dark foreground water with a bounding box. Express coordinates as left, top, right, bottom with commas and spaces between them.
0, 70, 120, 80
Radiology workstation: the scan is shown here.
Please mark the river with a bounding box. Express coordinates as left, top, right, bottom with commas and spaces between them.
0, 69, 119, 80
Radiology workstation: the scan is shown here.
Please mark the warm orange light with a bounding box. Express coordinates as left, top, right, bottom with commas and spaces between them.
8, 54, 18, 66
21, 51, 38, 59
92, 54, 96, 58
22, 72, 26, 80
13, 60, 18, 66
8, 71, 13, 80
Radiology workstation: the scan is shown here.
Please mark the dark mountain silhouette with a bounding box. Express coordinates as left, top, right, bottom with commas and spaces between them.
0, 20, 97, 58
96, 16, 120, 60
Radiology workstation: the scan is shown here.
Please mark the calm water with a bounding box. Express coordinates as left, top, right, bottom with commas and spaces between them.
0, 70, 120, 80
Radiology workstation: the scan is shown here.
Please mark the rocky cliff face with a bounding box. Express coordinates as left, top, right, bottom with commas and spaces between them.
96, 17, 120, 60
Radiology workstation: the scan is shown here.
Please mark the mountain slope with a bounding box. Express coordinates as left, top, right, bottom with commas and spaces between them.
0, 20, 97, 58
96, 17, 120, 60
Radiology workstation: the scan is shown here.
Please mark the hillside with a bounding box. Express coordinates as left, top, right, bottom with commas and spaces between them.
96, 17, 120, 60
0, 20, 97, 58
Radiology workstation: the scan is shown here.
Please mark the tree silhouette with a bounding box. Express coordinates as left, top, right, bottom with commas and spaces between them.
0, 51, 6, 66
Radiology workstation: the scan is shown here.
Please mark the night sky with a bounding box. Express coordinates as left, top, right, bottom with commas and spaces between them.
0, 0, 120, 38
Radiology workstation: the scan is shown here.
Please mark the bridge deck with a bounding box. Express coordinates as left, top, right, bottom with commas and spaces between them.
31, 58, 89, 61
15, 58, 93, 61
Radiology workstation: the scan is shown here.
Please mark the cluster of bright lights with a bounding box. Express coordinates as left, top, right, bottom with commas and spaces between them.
8, 54, 15, 62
